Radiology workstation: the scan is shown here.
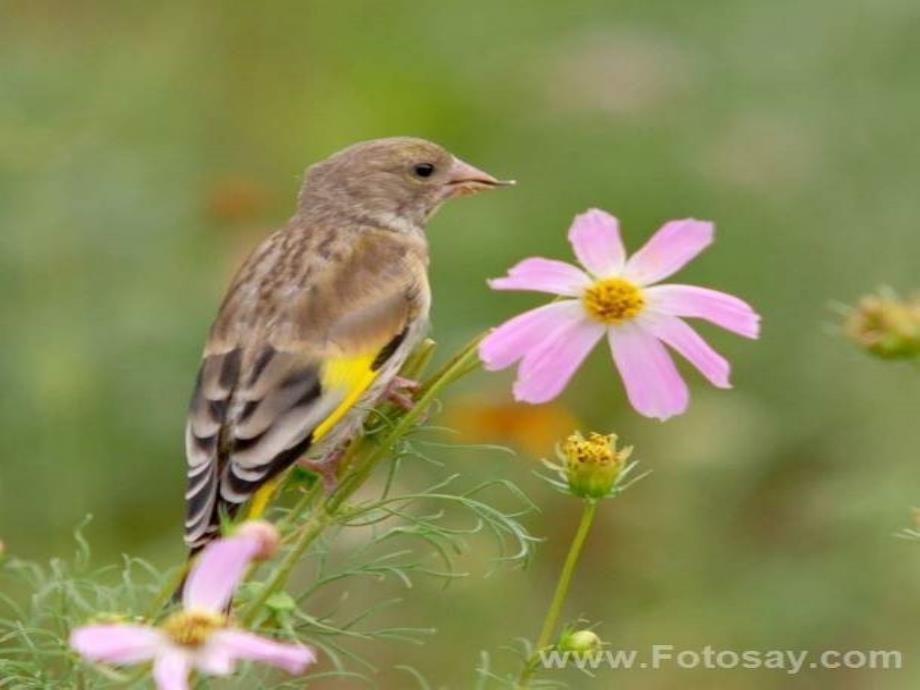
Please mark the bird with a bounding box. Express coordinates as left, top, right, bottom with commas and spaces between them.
183, 137, 513, 552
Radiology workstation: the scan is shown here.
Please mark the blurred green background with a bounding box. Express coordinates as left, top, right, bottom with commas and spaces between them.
2, 0, 919, 688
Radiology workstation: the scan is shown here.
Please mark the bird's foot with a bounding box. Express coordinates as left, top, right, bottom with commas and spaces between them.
298, 445, 348, 494
383, 375, 421, 410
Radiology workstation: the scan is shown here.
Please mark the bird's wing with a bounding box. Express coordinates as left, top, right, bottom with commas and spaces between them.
184, 227, 428, 547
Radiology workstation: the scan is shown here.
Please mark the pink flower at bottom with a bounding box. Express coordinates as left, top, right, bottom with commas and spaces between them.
70, 529, 315, 689
479, 209, 760, 420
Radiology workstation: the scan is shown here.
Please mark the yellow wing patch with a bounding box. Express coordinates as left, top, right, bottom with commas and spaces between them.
313, 352, 380, 441
247, 351, 383, 520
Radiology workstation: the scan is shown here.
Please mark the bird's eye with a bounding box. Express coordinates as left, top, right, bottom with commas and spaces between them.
412, 163, 435, 178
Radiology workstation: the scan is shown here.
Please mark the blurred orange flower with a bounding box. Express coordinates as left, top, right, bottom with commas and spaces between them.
445, 395, 580, 458
205, 176, 270, 224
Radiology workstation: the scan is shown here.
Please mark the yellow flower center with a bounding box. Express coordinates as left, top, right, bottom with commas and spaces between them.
161, 609, 226, 648
582, 278, 645, 324
845, 293, 920, 359
562, 432, 620, 467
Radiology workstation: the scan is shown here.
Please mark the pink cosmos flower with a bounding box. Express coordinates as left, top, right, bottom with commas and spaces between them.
70, 527, 315, 689
479, 209, 760, 420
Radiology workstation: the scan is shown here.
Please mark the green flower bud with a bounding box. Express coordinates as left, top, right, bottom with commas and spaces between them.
559, 431, 632, 499
558, 628, 602, 654
845, 290, 920, 360
265, 591, 297, 614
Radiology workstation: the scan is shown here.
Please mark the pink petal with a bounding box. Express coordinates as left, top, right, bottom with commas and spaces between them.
639, 313, 731, 388
479, 301, 584, 371
488, 257, 591, 296
512, 316, 605, 404
153, 649, 191, 690
208, 629, 317, 675
645, 284, 760, 338
623, 219, 714, 285
69, 624, 164, 665
568, 209, 626, 277
607, 323, 689, 420
183, 535, 260, 612
194, 642, 234, 676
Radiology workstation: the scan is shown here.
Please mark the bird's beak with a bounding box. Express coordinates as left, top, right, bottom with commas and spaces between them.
445, 157, 515, 197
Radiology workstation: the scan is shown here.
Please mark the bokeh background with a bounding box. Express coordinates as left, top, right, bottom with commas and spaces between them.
2, 1, 919, 688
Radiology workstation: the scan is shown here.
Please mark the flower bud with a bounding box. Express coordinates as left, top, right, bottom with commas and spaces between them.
911, 507, 920, 531
236, 520, 281, 560
559, 431, 632, 499
558, 628, 602, 654
844, 291, 920, 360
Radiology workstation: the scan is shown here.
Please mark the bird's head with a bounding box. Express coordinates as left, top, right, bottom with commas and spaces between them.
299, 137, 514, 231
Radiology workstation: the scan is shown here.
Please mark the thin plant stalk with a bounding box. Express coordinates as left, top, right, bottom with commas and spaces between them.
516, 499, 599, 689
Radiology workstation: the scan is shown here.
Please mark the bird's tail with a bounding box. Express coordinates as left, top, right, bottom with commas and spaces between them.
173, 475, 283, 604
184, 445, 223, 551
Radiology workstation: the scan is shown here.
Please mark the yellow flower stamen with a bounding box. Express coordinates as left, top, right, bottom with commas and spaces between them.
560, 431, 633, 499
844, 290, 920, 360
562, 432, 630, 467
161, 609, 226, 648
582, 278, 645, 324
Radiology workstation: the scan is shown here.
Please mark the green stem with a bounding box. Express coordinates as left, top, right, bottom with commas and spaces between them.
276, 475, 325, 536
516, 499, 599, 689
240, 502, 335, 626
239, 334, 485, 626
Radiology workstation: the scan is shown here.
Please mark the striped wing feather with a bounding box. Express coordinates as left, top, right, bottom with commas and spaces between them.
184, 227, 427, 548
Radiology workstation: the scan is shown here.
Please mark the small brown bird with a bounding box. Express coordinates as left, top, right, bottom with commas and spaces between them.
184, 137, 512, 551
